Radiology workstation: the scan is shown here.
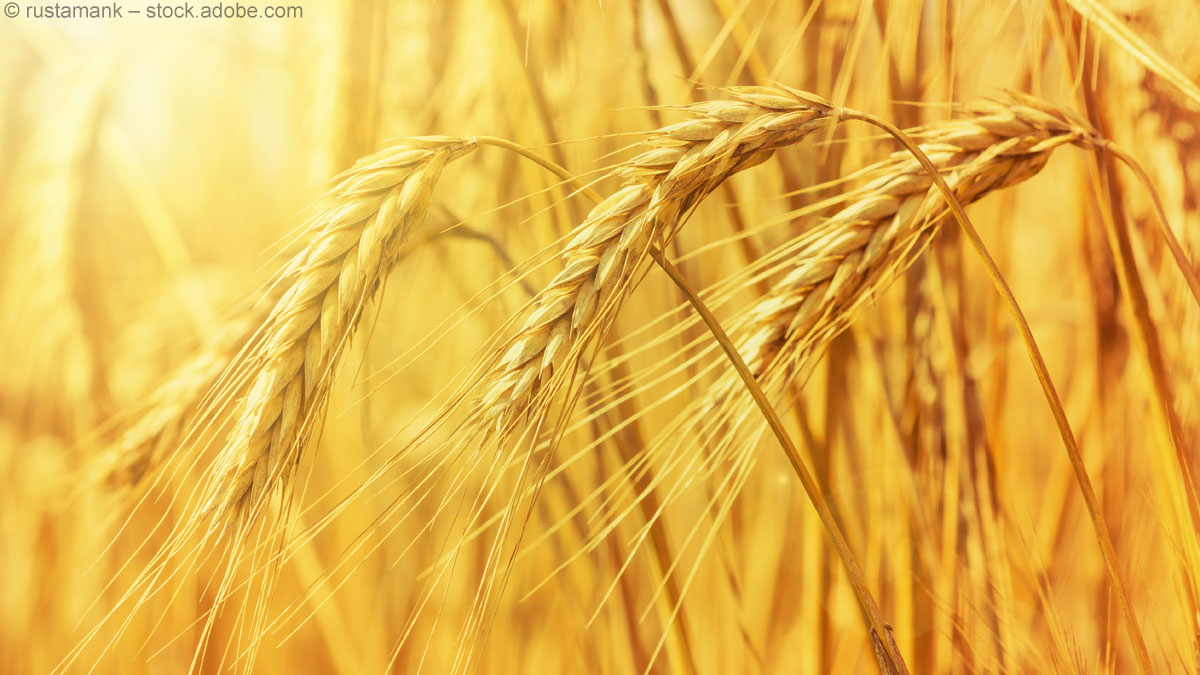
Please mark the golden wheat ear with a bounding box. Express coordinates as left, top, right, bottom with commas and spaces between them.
51, 137, 484, 675
195, 137, 478, 525
476, 86, 842, 430
360, 88, 857, 673
643, 94, 1162, 673
736, 98, 1101, 384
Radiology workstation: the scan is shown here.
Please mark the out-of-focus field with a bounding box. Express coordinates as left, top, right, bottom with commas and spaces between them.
1, 1, 1198, 672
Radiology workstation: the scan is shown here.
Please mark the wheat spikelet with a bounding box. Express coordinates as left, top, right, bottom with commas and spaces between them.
478, 86, 840, 426
203, 136, 476, 521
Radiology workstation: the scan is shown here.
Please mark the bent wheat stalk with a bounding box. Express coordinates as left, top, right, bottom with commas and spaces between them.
54, 136, 480, 675
355, 88, 843, 673
649, 247, 909, 673
519, 97, 1104, 536
648, 100, 1100, 528
202, 136, 477, 523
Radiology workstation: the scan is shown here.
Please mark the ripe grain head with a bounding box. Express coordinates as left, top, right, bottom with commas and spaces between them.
477, 86, 841, 428
200, 136, 477, 524
736, 97, 1100, 383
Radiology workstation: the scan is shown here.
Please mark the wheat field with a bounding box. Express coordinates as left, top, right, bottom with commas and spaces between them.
1, 0, 1199, 672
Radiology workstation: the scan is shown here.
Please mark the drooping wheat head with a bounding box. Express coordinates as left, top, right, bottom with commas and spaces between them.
200, 137, 477, 524
736, 96, 1100, 385
477, 86, 841, 430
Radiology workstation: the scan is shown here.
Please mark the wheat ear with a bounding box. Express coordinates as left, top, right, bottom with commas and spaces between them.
735, 97, 1100, 383
478, 86, 840, 426
203, 136, 476, 521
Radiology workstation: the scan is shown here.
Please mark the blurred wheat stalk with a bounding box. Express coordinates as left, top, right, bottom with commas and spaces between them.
1, 0, 1199, 673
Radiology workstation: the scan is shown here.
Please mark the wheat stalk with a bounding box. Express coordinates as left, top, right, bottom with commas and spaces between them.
202, 136, 476, 522
478, 86, 840, 426
349, 88, 847, 673
678, 95, 1158, 672
53, 136, 479, 675
630, 97, 1097, 513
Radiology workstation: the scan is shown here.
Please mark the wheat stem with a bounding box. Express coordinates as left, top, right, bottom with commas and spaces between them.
649, 246, 909, 674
